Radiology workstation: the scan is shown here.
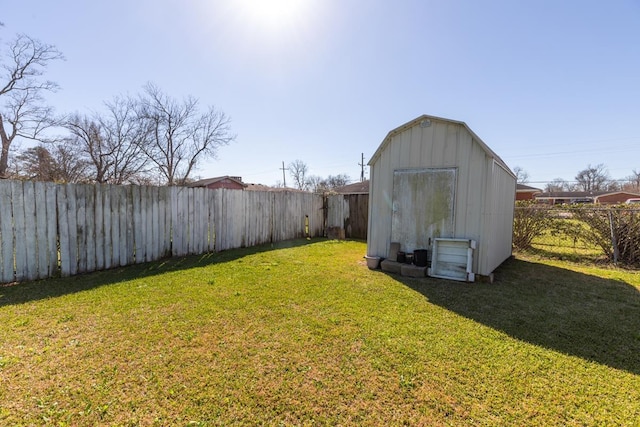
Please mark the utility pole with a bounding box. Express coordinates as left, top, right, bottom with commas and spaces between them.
280, 161, 288, 187
358, 153, 365, 182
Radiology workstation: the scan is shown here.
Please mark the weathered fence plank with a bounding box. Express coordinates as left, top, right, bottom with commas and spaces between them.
158, 186, 169, 257
125, 186, 135, 265
57, 185, 70, 277
94, 184, 105, 271
118, 185, 128, 267
34, 182, 50, 279
75, 184, 87, 274
151, 186, 160, 260
86, 185, 97, 273
67, 184, 79, 276
143, 186, 153, 261
109, 185, 120, 268
102, 185, 113, 270
11, 181, 28, 281
22, 181, 38, 281
131, 185, 143, 263
45, 182, 58, 277
0, 181, 14, 283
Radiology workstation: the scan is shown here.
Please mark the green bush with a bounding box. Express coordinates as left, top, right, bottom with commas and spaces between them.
512, 201, 553, 250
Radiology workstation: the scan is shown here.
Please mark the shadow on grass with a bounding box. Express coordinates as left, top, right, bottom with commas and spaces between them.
525, 245, 607, 264
0, 238, 318, 307
394, 258, 640, 375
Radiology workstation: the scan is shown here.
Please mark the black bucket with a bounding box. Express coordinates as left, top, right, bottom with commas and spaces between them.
413, 249, 429, 267
396, 251, 406, 263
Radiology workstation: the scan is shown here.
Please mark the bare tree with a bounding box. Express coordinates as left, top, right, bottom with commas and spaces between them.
325, 174, 350, 189
545, 178, 569, 193
65, 96, 149, 184
304, 173, 351, 192
513, 166, 529, 184
52, 140, 90, 182
14, 145, 56, 180
136, 83, 235, 186
0, 33, 63, 178
288, 159, 309, 190
305, 175, 324, 192
13, 142, 88, 182
623, 169, 640, 192
574, 164, 611, 192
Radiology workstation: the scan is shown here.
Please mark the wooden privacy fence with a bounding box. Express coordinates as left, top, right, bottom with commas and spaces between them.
0, 180, 324, 284
325, 193, 369, 239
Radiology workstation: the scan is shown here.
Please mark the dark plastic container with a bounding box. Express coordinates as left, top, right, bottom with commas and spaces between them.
396, 251, 406, 263
413, 249, 429, 267
405, 253, 414, 264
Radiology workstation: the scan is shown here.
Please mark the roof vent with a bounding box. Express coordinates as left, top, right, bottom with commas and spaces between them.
420, 119, 431, 128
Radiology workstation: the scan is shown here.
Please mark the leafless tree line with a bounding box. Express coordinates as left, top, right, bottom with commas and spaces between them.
515, 164, 640, 194
0, 32, 234, 185
283, 159, 350, 192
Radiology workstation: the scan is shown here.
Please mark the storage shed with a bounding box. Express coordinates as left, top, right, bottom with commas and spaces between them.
367, 114, 516, 279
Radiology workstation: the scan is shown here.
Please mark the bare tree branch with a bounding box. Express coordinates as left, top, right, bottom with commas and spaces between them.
0, 33, 63, 178
288, 159, 308, 190
136, 82, 235, 185
64, 96, 150, 184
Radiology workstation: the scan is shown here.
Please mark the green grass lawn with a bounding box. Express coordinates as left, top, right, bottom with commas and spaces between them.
1, 239, 639, 426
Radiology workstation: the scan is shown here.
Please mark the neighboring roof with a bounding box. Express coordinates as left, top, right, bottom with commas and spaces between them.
517, 184, 542, 192
535, 191, 640, 199
368, 114, 516, 179
334, 180, 369, 194
244, 183, 308, 193
187, 176, 247, 188
535, 191, 605, 199
594, 191, 640, 198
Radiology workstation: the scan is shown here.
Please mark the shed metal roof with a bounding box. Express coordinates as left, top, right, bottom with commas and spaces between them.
368, 114, 515, 179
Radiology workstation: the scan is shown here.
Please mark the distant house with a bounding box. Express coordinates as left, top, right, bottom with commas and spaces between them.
594, 191, 640, 204
516, 183, 542, 201
333, 180, 369, 194
535, 190, 640, 205
187, 176, 247, 190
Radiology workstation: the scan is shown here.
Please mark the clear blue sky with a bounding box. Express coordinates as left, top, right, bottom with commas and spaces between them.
4, 0, 640, 187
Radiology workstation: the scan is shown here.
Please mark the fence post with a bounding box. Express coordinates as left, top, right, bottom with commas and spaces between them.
608, 210, 619, 265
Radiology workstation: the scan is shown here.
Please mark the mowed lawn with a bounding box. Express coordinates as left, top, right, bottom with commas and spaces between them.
1, 240, 639, 426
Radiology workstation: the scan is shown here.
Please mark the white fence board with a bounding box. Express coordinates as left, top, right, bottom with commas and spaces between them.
85, 184, 97, 273
34, 182, 49, 279
23, 181, 37, 281
11, 181, 28, 281
45, 182, 58, 277
57, 185, 70, 277
76, 184, 88, 274
158, 187, 169, 257
95, 184, 105, 270
125, 186, 134, 265
67, 184, 79, 276
0, 181, 14, 283
130, 185, 141, 264
118, 185, 128, 267
102, 185, 113, 270
109, 185, 120, 268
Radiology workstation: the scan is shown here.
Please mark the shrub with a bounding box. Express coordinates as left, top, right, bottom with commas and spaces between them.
571, 206, 640, 266
512, 201, 553, 250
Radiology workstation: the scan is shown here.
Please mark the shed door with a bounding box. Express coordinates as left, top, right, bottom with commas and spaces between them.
391, 168, 456, 252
